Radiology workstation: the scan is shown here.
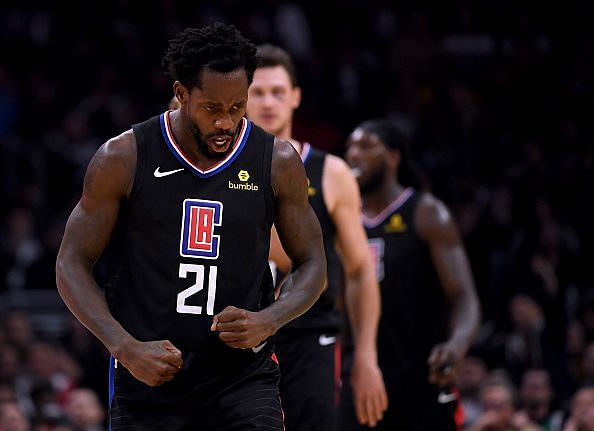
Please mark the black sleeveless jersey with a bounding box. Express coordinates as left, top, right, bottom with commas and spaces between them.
104, 113, 275, 400
279, 143, 343, 334
364, 189, 448, 383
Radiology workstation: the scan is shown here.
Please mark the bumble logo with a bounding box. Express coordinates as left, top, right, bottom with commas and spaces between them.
229, 169, 259, 191
238, 170, 250, 182
384, 214, 407, 233
307, 178, 317, 197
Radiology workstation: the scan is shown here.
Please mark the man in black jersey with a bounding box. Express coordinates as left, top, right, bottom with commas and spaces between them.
55, 23, 326, 431
247, 45, 387, 430
342, 119, 481, 430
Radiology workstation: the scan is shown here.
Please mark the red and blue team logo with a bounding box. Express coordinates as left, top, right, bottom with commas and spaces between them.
368, 238, 385, 282
180, 199, 223, 259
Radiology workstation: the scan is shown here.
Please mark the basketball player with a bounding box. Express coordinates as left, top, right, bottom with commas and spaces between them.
56, 23, 326, 431
247, 45, 387, 430
342, 119, 481, 430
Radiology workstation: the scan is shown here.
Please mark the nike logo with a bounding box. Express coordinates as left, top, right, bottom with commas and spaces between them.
252, 342, 267, 353
437, 391, 458, 404
154, 167, 184, 178
318, 335, 337, 346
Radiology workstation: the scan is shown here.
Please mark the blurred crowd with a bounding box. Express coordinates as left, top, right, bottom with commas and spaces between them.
1, 1, 593, 430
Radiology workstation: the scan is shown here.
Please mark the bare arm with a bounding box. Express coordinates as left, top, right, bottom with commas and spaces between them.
265, 139, 327, 328
415, 194, 481, 386
56, 132, 136, 354
324, 155, 387, 427
213, 139, 326, 348
326, 156, 380, 356
56, 131, 182, 386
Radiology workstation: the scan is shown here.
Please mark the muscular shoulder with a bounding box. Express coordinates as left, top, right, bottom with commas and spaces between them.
271, 138, 307, 198
84, 130, 137, 199
323, 153, 353, 180
322, 153, 361, 214
101, 128, 136, 160
414, 193, 458, 242
272, 138, 299, 166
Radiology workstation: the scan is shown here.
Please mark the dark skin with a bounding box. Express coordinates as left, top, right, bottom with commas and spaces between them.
56, 68, 326, 387
345, 129, 480, 388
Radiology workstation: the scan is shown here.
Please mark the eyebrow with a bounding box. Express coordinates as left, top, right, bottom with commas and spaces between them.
198, 100, 246, 106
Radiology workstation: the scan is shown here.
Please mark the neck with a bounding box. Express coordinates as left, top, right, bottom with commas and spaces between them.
169, 109, 213, 168
170, 110, 197, 152
275, 122, 294, 142
362, 179, 406, 218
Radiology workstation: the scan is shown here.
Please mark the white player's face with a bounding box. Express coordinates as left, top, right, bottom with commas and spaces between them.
247, 66, 301, 138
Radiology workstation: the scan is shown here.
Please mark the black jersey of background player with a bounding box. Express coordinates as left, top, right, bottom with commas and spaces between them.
364, 188, 449, 383
280, 143, 344, 333
103, 112, 275, 398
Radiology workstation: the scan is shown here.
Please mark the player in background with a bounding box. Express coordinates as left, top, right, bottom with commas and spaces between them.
343, 118, 481, 430
247, 44, 387, 430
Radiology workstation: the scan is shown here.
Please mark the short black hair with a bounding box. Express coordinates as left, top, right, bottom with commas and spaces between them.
256, 44, 298, 87
357, 119, 410, 157
162, 22, 258, 89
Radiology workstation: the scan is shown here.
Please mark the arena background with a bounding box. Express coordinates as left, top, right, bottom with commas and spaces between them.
1, 1, 593, 429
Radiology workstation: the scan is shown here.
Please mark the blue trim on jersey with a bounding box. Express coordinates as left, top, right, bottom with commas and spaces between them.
300, 142, 312, 164
108, 356, 115, 431
302, 148, 312, 164
159, 114, 252, 178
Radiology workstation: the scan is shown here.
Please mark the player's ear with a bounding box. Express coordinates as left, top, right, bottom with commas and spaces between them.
291, 86, 302, 109
388, 149, 401, 170
173, 81, 189, 106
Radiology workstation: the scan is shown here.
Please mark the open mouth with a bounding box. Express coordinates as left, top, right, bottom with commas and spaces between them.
210, 136, 232, 150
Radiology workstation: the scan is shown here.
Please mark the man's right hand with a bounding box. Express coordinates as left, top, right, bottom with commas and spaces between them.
351, 351, 388, 428
116, 339, 183, 387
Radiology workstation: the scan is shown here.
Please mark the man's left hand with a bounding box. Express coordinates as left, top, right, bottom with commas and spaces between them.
427, 340, 464, 387
211, 306, 274, 349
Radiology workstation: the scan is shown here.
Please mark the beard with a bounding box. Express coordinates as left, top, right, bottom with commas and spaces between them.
359, 163, 387, 195
189, 123, 235, 161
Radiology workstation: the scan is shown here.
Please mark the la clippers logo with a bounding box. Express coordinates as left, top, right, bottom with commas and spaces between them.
368, 238, 385, 282
180, 199, 223, 259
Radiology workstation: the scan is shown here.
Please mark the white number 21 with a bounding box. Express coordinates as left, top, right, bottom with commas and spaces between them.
177, 264, 218, 315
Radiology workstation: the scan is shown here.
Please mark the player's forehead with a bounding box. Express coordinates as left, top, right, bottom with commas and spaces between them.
192, 69, 248, 105
347, 128, 383, 147
251, 65, 292, 89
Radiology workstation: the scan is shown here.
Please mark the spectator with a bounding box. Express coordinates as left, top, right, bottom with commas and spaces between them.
563, 386, 594, 431
0, 401, 30, 431
580, 344, 594, 386
2, 311, 35, 357
63, 389, 104, 431
469, 375, 541, 431
0, 383, 16, 404
457, 356, 489, 428
518, 369, 564, 431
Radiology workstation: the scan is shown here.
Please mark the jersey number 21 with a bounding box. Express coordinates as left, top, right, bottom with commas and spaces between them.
178, 199, 223, 315
177, 264, 217, 315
